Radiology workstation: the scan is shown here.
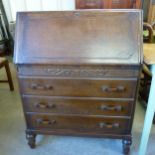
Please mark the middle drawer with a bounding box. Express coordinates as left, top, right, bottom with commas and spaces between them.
23, 95, 133, 116
20, 77, 137, 98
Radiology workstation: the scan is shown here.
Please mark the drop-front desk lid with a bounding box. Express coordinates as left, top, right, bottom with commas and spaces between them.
14, 10, 143, 65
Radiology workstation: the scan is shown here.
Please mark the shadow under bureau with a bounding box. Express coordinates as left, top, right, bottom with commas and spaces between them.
14, 10, 143, 155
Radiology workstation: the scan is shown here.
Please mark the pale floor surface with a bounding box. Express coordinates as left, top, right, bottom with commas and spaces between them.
0, 62, 155, 155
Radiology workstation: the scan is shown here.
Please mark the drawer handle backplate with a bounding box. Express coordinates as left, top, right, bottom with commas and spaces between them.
100, 105, 123, 111
31, 84, 53, 90
99, 122, 119, 129
36, 118, 56, 125
35, 102, 55, 109
102, 85, 125, 92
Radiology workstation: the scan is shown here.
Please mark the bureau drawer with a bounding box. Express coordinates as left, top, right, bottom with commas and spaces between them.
26, 114, 129, 134
20, 77, 137, 98
23, 95, 132, 116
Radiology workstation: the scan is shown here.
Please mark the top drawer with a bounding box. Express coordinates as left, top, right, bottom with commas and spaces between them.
17, 65, 139, 78
19, 77, 137, 98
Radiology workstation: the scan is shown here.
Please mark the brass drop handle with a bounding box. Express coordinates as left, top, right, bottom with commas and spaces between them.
99, 122, 119, 129
102, 85, 125, 92
100, 105, 123, 111
31, 84, 53, 90
35, 102, 55, 109
36, 118, 56, 125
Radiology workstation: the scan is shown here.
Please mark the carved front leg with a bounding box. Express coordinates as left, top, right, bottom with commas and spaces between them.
26, 132, 36, 149
122, 138, 132, 155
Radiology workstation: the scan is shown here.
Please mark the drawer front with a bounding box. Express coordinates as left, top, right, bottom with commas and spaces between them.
23, 96, 132, 116
26, 114, 129, 134
20, 77, 137, 98
17, 65, 139, 78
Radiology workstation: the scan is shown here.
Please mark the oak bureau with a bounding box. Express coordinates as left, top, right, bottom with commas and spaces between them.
14, 10, 143, 154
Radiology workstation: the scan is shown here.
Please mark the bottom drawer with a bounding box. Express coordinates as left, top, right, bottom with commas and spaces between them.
26, 114, 129, 134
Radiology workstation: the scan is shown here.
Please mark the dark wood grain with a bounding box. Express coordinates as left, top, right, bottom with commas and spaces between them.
14, 10, 142, 65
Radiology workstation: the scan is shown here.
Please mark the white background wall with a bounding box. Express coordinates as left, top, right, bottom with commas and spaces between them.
2, 0, 75, 22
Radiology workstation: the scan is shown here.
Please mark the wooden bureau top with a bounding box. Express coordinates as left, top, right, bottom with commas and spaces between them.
14, 10, 143, 65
